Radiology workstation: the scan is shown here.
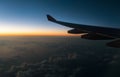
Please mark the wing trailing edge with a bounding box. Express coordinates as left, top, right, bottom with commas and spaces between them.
107, 39, 120, 48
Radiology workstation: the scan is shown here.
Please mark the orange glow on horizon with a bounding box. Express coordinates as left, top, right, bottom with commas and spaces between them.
0, 22, 80, 36
0, 31, 80, 36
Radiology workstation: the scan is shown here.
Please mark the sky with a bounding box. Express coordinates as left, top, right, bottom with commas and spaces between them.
0, 0, 120, 36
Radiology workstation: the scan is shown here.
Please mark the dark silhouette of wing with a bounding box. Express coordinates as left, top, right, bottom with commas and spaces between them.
47, 14, 120, 48
106, 39, 120, 48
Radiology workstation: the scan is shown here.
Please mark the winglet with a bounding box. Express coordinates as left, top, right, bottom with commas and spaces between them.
47, 14, 56, 21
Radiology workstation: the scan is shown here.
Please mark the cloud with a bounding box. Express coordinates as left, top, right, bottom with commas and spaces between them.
0, 37, 119, 77
2, 51, 117, 77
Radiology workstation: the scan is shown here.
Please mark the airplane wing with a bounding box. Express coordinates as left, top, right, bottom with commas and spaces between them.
47, 14, 120, 48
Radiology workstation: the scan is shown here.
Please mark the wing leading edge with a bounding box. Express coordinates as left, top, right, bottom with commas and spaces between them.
47, 14, 120, 48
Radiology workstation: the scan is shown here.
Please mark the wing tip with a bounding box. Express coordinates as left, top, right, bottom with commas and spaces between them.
47, 14, 56, 21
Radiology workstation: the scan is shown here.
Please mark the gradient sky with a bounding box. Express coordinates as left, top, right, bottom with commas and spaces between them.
0, 0, 120, 36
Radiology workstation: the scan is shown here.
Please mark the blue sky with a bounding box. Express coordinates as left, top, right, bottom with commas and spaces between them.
0, 0, 119, 35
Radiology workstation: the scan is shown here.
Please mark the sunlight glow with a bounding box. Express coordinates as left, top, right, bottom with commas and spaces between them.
0, 22, 78, 36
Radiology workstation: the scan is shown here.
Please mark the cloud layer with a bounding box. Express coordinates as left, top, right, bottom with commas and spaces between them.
0, 36, 119, 77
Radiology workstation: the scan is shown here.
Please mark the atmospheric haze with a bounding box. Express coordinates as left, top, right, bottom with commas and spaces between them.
0, 36, 119, 77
